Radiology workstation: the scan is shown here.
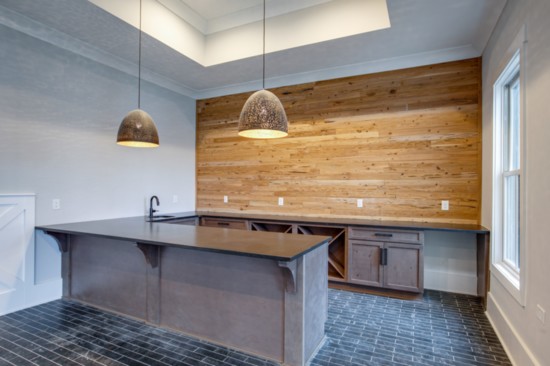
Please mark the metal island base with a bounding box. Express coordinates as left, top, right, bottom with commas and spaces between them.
39, 217, 330, 366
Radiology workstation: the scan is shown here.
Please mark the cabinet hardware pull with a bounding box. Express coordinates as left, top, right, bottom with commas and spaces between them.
380, 248, 388, 266
374, 233, 393, 237
217, 222, 230, 226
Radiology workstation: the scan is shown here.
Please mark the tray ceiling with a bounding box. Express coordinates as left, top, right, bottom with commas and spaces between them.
0, 0, 506, 98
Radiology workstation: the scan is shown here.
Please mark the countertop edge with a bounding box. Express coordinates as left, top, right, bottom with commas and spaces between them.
36, 222, 331, 262
160, 211, 490, 233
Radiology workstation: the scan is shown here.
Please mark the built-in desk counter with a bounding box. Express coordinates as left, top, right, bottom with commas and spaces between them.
38, 216, 330, 366
192, 211, 489, 233
155, 211, 490, 306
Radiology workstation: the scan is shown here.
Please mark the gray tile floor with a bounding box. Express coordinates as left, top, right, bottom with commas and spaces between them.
314, 290, 511, 366
0, 289, 511, 366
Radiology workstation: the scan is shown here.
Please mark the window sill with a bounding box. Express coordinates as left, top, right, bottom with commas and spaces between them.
491, 262, 525, 306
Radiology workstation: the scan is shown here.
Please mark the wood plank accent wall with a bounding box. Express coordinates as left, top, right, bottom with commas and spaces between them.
196, 58, 482, 224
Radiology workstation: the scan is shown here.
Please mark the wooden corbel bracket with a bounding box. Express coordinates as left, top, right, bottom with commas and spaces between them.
136, 243, 159, 268
278, 260, 297, 294
44, 231, 69, 252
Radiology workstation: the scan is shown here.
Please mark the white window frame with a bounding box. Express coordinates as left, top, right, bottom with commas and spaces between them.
491, 26, 527, 305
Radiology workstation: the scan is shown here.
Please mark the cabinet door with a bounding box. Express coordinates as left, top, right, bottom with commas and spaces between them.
384, 243, 423, 293
349, 240, 383, 287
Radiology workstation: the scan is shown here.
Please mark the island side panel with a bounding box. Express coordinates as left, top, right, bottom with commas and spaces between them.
283, 243, 328, 365
159, 247, 285, 362
304, 243, 328, 359
69, 235, 148, 320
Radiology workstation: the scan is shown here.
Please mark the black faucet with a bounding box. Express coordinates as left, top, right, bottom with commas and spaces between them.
149, 195, 159, 218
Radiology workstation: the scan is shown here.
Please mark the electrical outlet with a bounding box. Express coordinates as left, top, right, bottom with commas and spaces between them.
223, 195, 228, 203
536, 304, 546, 324
357, 199, 363, 208
172, 195, 178, 203
278, 197, 284, 206
52, 199, 61, 210
441, 200, 449, 211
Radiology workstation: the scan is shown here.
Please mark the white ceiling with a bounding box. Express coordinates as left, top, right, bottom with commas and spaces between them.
159, 0, 335, 34
89, 0, 391, 67
0, 0, 507, 99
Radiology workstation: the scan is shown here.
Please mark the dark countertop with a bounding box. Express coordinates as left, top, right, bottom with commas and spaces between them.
169, 211, 489, 234
37, 211, 488, 262
36, 215, 330, 261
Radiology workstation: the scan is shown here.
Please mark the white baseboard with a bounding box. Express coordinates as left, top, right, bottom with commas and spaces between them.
486, 292, 541, 366
424, 269, 477, 295
0, 279, 61, 316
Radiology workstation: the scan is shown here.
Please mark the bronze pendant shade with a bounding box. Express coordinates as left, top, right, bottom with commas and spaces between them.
116, 0, 159, 148
117, 109, 159, 147
238, 89, 288, 138
238, 0, 288, 139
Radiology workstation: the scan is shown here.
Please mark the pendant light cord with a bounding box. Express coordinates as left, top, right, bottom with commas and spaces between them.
262, 0, 266, 90
138, 0, 142, 109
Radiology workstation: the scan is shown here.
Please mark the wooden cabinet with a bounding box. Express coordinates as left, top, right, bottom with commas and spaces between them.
200, 217, 248, 230
165, 217, 198, 226
250, 221, 293, 233
384, 242, 423, 292
194, 215, 425, 294
349, 227, 424, 293
348, 240, 384, 287
249, 220, 348, 283
296, 224, 347, 283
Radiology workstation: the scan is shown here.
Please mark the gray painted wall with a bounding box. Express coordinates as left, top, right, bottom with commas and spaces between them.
0, 24, 196, 289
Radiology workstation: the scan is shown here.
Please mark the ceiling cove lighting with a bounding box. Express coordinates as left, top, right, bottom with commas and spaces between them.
117, 0, 159, 148
238, 0, 288, 139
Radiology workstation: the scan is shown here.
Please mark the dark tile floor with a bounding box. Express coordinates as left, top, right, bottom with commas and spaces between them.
0, 289, 511, 366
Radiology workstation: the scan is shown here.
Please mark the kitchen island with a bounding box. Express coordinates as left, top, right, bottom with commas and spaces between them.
37, 216, 330, 366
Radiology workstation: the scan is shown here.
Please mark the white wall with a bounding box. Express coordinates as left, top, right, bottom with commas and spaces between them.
424, 231, 478, 295
481, 0, 550, 364
0, 22, 196, 297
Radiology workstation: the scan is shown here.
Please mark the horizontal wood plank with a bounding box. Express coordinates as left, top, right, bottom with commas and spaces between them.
196, 59, 482, 224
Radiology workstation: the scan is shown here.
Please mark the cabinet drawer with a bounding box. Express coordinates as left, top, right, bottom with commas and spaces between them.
348, 226, 424, 244
200, 217, 248, 230
165, 218, 198, 226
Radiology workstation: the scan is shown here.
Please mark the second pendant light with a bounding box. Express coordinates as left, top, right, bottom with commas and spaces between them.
238, 0, 288, 139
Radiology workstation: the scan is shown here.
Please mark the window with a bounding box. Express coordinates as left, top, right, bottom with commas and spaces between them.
492, 41, 526, 304
501, 70, 520, 272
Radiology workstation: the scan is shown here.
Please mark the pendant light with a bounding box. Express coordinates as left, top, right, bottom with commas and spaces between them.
238, 0, 288, 139
117, 0, 159, 148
